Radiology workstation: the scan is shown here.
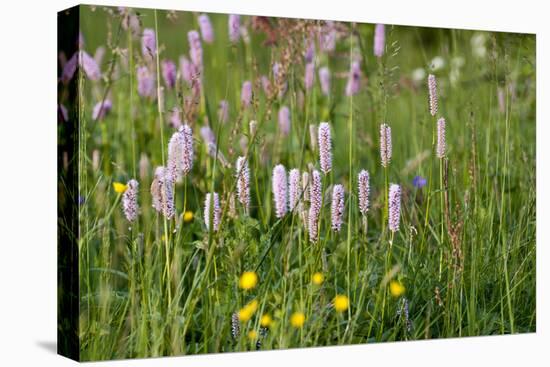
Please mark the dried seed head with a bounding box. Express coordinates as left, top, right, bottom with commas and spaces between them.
380, 123, 392, 167
204, 192, 221, 231
428, 74, 438, 116
122, 179, 139, 222
388, 184, 401, 232
358, 170, 370, 215
288, 168, 301, 211
272, 164, 288, 218
436, 117, 446, 158
318, 122, 332, 174
331, 184, 345, 232
236, 156, 250, 212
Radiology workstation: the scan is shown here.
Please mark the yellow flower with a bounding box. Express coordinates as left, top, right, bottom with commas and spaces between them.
312, 272, 324, 285
260, 314, 273, 328
113, 182, 127, 193
183, 210, 194, 222
333, 295, 349, 313
390, 280, 406, 297
247, 330, 258, 340
238, 300, 259, 322
239, 271, 258, 290
290, 312, 306, 328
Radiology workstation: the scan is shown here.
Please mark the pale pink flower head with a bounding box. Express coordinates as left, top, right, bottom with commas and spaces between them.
236, 156, 251, 212
272, 164, 288, 218
319, 21, 336, 52
218, 100, 229, 124
141, 28, 156, 60
436, 117, 446, 158
388, 184, 401, 232
278, 106, 291, 136
241, 80, 252, 107
374, 24, 385, 57
428, 74, 438, 116
137, 66, 155, 98
288, 168, 301, 212
228, 14, 241, 43
318, 66, 331, 96
161, 59, 177, 89
122, 179, 139, 222
188, 30, 203, 72
345, 60, 361, 96
331, 184, 345, 232
204, 192, 221, 232
305, 62, 315, 91
308, 170, 322, 243
318, 122, 332, 174
78, 51, 101, 81
380, 123, 392, 167
198, 14, 214, 43
358, 170, 370, 215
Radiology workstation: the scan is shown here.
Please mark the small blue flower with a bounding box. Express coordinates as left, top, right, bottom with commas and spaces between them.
412, 175, 427, 189
78, 195, 85, 205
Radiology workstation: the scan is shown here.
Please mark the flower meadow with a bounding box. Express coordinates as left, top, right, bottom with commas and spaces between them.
57, 5, 536, 361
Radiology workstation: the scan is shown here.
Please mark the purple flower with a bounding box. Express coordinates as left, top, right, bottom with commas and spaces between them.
137, 66, 155, 98
436, 117, 446, 158
141, 28, 156, 60
319, 21, 336, 52
308, 170, 322, 243
151, 166, 175, 219
412, 175, 427, 189
305, 39, 315, 63
272, 164, 288, 218
241, 80, 252, 107
169, 107, 182, 129
61, 52, 78, 83
58, 104, 69, 122
261, 75, 271, 95
78, 50, 101, 81
331, 184, 345, 232
218, 100, 229, 124
188, 30, 203, 72
380, 123, 392, 167
318, 122, 332, 174
200, 125, 216, 145
204, 192, 221, 231
305, 62, 315, 91
345, 60, 361, 96
161, 59, 177, 89
388, 184, 401, 232
228, 14, 241, 43
374, 24, 385, 57
94, 46, 105, 68
278, 106, 291, 136
358, 170, 370, 215
236, 156, 250, 212
318, 66, 331, 96
198, 14, 214, 43
179, 56, 195, 85
122, 179, 139, 222
428, 74, 438, 116
92, 99, 112, 121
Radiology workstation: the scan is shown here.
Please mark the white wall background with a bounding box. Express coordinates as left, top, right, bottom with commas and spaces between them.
0, 0, 546, 366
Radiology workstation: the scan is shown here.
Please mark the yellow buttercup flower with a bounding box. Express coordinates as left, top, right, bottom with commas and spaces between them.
239, 271, 258, 290
390, 280, 406, 297
312, 272, 324, 285
183, 211, 194, 223
290, 312, 306, 328
247, 330, 258, 340
238, 299, 259, 322
113, 182, 128, 193
333, 294, 349, 312
260, 314, 273, 328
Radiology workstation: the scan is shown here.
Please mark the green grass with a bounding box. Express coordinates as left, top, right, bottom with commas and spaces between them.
70, 5, 536, 361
